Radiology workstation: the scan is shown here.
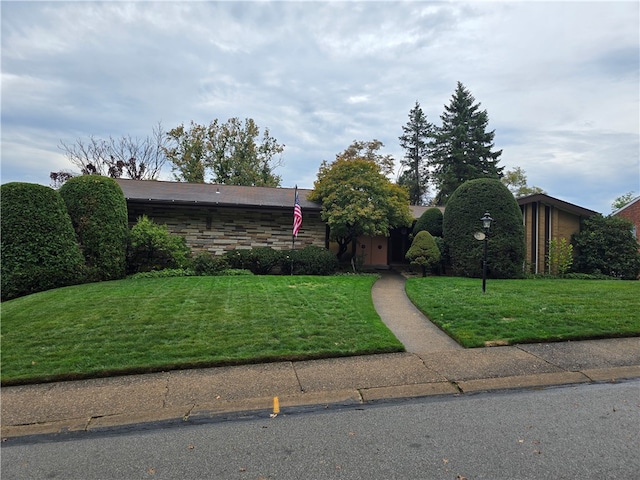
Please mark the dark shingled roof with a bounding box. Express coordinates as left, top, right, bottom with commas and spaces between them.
517, 193, 598, 217
115, 178, 321, 211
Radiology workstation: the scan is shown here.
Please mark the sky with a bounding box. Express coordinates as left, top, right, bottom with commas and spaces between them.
2, 0, 639, 214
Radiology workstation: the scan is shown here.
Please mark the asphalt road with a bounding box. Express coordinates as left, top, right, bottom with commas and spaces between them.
2, 380, 639, 479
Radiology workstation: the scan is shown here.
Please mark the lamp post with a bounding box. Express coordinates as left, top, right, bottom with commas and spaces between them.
481, 212, 493, 293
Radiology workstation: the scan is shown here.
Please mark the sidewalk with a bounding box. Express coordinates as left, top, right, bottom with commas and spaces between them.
2, 273, 639, 439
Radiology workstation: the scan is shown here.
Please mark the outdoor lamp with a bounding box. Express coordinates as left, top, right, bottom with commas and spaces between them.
480, 212, 493, 293
481, 212, 493, 232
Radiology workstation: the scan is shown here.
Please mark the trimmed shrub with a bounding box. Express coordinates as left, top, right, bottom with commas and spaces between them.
126, 215, 191, 273
221, 248, 282, 275
193, 252, 230, 276
280, 245, 339, 275
405, 231, 441, 277
250, 247, 283, 275
572, 214, 640, 279
1, 182, 86, 301
413, 207, 443, 237
59, 175, 128, 282
432, 236, 449, 275
443, 178, 525, 279
223, 249, 253, 270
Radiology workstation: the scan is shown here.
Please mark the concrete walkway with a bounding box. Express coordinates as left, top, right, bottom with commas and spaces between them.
372, 272, 461, 353
2, 273, 639, 439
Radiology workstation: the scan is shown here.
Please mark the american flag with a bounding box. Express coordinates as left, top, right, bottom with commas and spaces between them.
293, 186, 303, 237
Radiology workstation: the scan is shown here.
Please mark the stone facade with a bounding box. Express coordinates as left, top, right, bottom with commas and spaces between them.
127, 203, 327, 255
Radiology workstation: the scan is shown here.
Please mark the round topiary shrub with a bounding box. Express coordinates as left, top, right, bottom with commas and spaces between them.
1, 182, 86, 301
413, 207, 443, 237
126, 215, 191, 273
443, 178, 525, 279
405, 230, 441, 277
59, 175, 128, 282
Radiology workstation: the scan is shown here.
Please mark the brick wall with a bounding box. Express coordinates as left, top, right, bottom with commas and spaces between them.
615, 199, 640, 243
127, 203, 326, 255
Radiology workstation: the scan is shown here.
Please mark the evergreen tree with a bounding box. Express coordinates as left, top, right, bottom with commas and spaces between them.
398, 101, 433, 205
429, 82, 503, 205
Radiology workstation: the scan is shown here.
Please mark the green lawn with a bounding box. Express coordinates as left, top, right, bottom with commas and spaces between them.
405, 277, 640, 347
0, 275, 404, 385
3, 275, 638, 385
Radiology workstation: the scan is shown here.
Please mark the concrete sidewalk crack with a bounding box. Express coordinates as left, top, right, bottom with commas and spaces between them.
515, 345, 569, 373
182, 404, 195, 421
291, 361, 305, 393
162, 374, 170, 408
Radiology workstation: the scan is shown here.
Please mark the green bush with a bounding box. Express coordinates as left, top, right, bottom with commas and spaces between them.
250, 247, 284, 274
432, 236, 449, 275
572, 214, 640, 280
193, 252, 230, 276
281, 245, 339, 275
221, 248, 283, 274
59, 175, 128, 282
405, 231, 441, 277
443, 178, 525, 279
413, 208, 443, 237
1, 182, 86, 301
128, 268, 195, 279
223, 249, 254, 270
547, 237, 573, 276
126, 215, 191, 273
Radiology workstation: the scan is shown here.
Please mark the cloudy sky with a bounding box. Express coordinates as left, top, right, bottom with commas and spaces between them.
2, 0, 638, 214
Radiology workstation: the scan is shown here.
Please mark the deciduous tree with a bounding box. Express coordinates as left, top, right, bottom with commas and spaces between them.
611, 191, 636, 211
52, 122, 168, 187
309, 144, 413, 260
164, 118, 284, 186
501, 166, 545, 197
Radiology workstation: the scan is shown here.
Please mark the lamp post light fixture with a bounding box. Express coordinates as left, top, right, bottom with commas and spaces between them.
480, 211, 493, 293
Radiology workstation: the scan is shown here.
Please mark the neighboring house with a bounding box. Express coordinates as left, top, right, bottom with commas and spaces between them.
612, 195, 640, 248
518, 193, 598, 274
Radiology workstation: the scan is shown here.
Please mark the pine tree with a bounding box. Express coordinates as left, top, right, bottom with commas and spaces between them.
429, 82, 503, 205
398, 101, 433, 205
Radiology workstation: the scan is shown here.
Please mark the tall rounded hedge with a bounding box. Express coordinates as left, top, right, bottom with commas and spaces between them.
443, 178, 525, 279
413, 207, 443, 237
1, 182, 86, 301
59, 175, 129, 281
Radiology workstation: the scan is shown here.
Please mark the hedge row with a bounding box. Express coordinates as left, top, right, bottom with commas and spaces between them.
193, 245, 339, 276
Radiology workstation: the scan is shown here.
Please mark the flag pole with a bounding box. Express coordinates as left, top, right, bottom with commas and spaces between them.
291, 185, 302, 275
292, 186, 297, 275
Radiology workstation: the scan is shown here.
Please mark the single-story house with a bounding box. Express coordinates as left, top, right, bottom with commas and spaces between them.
612, 195, 640, 248
115, 179, 598, 272
115, 178, 426, 267
517, 193, 598, 274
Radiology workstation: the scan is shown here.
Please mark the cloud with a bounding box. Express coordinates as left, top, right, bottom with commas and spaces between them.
1, 1, 638, 214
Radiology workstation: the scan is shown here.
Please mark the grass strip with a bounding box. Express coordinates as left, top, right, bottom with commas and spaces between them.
405, 277, 640, 348
1, 275, 403, 385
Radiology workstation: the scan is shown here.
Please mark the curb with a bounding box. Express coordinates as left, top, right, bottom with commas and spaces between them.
3, 366, 638, 440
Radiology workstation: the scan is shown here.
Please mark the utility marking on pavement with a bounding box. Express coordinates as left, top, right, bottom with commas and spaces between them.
270, 396, 280, 418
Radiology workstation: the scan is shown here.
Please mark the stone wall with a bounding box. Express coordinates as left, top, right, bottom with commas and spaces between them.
127, 203, 327, 255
